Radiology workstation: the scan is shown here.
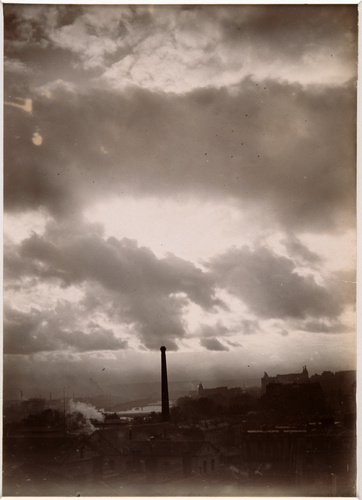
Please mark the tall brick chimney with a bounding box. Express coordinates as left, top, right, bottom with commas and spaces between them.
160, 346, 170, 421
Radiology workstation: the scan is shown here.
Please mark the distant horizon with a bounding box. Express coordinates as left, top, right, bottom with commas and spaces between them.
4, 361, 357, 402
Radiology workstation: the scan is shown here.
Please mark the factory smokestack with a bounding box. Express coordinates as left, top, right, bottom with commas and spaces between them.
160, 346, 170, 421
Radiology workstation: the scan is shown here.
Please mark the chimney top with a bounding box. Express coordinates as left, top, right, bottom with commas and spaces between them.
160, 346, 166, 352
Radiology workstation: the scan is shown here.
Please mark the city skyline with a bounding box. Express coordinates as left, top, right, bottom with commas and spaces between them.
3, 4, 357, 400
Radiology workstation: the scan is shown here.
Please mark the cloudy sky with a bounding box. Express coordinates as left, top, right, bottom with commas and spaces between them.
3, 4, 357, 399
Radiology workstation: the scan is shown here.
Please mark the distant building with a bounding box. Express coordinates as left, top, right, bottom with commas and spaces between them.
310, 370, 356, 414
20, 398, 46, 415
198, 384, 229, 398
261, 366, 309, 394
197, 383, 243, 401
264, 382, 325, 415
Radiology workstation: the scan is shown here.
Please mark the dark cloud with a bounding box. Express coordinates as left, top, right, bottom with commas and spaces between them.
282, 234, 323, 265
219, 5, 357, 62
4, 4, 83, 47
129, 294, 187, 351
200, 337, 229, 351
3, 304, 128, 355
17, 229, 216, 307
225, 340, 243, 348
6, 220, 221, 351
4, 78, 356, 233
191, 320, 257, 343
208, 245, 346, 321
196, 322, 232, 338
297, 320, 352, 334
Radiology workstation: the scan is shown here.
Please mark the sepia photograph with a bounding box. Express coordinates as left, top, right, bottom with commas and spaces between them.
3, 3, 358, 497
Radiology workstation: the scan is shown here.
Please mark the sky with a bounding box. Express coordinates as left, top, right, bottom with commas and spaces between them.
3, 4, 358, 400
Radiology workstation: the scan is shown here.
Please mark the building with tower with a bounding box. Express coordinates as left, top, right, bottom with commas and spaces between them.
261, 366, 309, 394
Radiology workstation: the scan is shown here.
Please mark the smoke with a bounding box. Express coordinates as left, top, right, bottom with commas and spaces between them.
67, 400, 104, 434
69, 400, 105, 421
